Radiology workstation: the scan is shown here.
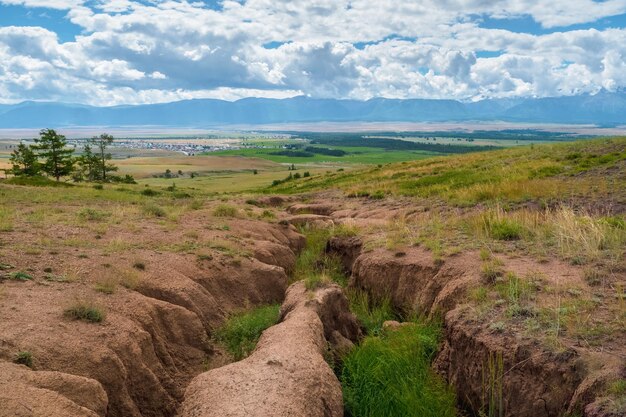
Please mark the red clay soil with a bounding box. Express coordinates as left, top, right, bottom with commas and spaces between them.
179, 281, 361, 417
0, 218, 304, 417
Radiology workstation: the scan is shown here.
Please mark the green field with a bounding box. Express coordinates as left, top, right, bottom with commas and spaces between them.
209, 146, 439, 165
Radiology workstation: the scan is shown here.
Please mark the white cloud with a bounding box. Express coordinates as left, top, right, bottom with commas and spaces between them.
1, 0, 626, 104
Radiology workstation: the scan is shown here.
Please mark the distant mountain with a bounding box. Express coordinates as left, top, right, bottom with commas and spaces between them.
1, 90, 625, 128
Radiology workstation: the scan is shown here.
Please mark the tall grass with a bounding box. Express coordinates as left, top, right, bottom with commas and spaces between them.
466, 206, 626, 264
481, 352, 505, 417
0, 207, 14, 232
215, 304, 280, 360
341, 321, 456, 417
347, 289, 396, 336
293, 226, 347, 287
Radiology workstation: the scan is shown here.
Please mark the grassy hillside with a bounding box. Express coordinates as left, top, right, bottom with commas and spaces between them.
269, 137, 626, 207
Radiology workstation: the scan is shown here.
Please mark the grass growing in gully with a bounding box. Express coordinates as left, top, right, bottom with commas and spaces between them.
292, 225, 351, 289
341, 320, 456, 417
215, 304, 281, 360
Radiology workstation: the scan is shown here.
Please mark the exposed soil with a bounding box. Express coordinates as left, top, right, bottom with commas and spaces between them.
317, 194, 626, 417
180, 281, 360, 417
0, 203, 305, 417
1, 191, 624, 417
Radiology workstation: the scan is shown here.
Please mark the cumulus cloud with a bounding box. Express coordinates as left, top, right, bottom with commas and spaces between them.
0, 0, 625, 104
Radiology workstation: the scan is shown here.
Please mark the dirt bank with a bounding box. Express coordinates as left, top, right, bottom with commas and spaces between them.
180, 281, 361, 417
327, 235, 625, 417
0, 219, 304, 417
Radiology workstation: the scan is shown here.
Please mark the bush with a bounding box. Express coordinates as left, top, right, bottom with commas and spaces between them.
342, 321, 456, 417
64, 300, 105, 323
215, 304, 280, 360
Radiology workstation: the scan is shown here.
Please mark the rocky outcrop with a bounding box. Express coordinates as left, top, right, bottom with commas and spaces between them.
180, 282, 361, 417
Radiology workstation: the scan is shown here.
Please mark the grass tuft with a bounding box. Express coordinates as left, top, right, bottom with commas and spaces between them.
347, 289, 396, 336
215, 304, 280, 360
64, 300, 105, 323
213, 204, 238, 217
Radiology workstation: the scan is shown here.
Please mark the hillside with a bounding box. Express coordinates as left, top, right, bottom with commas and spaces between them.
0, 138, 624, 417
2, 90, 626, 127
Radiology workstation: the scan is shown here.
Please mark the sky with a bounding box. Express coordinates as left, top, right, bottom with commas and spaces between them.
1, 0, 626, 106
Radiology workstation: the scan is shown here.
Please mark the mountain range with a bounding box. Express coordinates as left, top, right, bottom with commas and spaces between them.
1, 90, 625, 128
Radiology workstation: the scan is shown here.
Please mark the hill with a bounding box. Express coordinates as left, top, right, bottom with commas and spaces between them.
2, 90, 626, 127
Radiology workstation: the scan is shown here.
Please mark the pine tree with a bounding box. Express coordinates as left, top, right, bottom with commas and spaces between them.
89, 134, 118, 182
74, 144, 100, 182
33, 129, 74, 181
9, 143, 40, 176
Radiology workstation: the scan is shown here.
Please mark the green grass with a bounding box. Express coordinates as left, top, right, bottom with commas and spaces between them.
293, 226, 346, 287
215, 304, 281, 360
213, 204, 238, 217
13, 351, 33, 368
142, 203, 167, 217
210, 146, 438, 165
347, 289, 396, 336
268, 138, 626, 205
341, 320, 456, 417
63, 300, 106, 323
8, 271, 33, 281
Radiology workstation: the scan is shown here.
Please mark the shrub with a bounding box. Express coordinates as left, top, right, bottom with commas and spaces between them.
341, 321, 456, 417
215, 304, 280, 360
64, 300, 105, 323
213, 204, 238, 217
14, 351, 33, 368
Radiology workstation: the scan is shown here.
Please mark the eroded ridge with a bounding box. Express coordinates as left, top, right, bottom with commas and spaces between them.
180, 281, 361, 417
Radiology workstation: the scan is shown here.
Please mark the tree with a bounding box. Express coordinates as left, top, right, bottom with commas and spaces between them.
89, 134, 118, 182
9, 143, 40, 176
74, 144, 99, 182
33, 129, 74, 181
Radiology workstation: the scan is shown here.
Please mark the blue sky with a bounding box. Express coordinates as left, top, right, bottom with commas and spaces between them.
1, 0, 626, 105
